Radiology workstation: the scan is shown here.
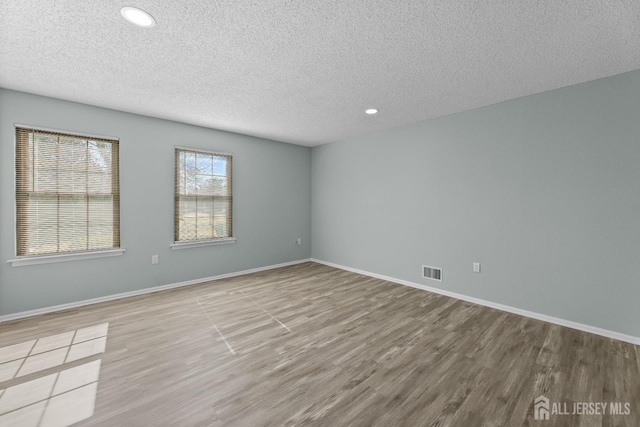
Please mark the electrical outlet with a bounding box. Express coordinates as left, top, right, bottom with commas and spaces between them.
296, 238, 302, 245
152, 255, 159, 265
473, 262, 480, 273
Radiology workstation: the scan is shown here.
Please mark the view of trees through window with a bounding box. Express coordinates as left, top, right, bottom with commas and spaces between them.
175, 148, 232, 242
15, 128, 120, 256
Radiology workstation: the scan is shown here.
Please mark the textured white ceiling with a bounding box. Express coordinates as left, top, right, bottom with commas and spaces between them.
1, 1, 639, 146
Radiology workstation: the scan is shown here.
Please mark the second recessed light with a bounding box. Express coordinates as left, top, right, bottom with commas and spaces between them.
121, 7, 156, 28
365, 109, 378, 115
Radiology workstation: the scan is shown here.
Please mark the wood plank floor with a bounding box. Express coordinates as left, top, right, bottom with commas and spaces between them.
0, 262, 638, 426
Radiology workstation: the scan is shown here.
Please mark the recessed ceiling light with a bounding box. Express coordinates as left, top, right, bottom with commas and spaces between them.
121, 7, 156, 28
365, 109, 378, 115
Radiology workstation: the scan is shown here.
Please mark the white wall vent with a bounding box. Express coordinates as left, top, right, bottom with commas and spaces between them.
422, 265, 442, 281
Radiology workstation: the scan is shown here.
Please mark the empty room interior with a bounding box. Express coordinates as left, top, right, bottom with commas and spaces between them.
1, 1, 639, 426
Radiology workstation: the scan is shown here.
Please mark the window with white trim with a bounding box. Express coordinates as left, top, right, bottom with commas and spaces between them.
174, 148, 233, 244
15, 127, 120, 257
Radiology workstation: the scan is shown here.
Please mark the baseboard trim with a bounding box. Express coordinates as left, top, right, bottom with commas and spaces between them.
0, 258, 312, 324
310, 258, 640, 346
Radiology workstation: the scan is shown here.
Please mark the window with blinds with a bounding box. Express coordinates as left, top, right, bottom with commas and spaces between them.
15, 127, 120, 257
175, 148, 232, 242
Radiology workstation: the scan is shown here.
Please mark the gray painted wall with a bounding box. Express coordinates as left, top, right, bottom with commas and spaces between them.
0, 89, 311, 316
312, 70, 640, 337
3, 70, 639, 338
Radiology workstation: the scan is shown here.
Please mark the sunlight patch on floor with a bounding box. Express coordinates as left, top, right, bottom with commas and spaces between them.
0, 323, 108, 426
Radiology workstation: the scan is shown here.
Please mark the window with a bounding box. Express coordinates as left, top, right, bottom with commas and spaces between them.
174, 147, 233, 247
14, 127, 120, 258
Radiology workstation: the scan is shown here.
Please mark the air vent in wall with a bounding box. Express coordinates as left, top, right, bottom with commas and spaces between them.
422, 265, 442, 281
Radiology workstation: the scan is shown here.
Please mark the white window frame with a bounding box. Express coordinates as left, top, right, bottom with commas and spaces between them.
171, 146, 235, 249
8, 124, 124, 267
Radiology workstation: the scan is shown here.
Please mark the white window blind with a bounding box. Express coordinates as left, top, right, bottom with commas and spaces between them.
15, 127, 120, 257
174, 148, 232, 242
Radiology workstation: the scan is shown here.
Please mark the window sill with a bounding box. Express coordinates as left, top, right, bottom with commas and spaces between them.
170, 238, 236, 250
7, 248, 126, 267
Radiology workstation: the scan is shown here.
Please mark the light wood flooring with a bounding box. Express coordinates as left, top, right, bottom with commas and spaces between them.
0, 262, 638, 426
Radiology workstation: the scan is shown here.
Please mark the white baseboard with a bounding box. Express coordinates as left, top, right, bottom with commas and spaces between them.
311, 258, 640, 346
0, 258, 312, 324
